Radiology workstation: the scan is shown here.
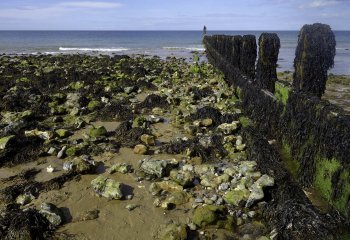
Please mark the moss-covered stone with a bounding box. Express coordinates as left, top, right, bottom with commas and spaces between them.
157, 223, 187, 240
55, 129, 72, 138
87, 100, 102, 111
0, 135, 15, 150
91, 176, 123, 200
193, 205, 224, 227
89, 126, 107, 138
223, 189, 250, 206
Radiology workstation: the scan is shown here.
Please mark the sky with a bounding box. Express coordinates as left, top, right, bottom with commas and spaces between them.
0, 0, 349, 30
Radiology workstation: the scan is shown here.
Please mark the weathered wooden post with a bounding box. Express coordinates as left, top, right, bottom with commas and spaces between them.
240, 35, 257, 79
293, 23, 336, 97
231, 35, 242, 68
255, 33, 280, 93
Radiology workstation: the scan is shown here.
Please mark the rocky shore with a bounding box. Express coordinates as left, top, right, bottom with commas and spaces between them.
0, 54, 347, 239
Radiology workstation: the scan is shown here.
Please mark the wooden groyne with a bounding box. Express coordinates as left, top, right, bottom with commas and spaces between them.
204, 23, 349, 238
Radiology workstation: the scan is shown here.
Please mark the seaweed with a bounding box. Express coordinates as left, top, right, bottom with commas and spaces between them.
0, 204, 54, 240
137, 94, 168, 110
114, 121, 150, 147
187, 106, 238, 127
0, 136, 45, 167
161, 134, 227, 162
240, 35, 257, 79
293, 23, 336, 98
255, 33, 280, 93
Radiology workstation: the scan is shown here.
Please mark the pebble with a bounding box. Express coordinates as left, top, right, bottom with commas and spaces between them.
195, 198, 204, 203
125, 194, 134, 200
126, 204, 139, 211
57, 146, 67, 159
46, 165, 55, 173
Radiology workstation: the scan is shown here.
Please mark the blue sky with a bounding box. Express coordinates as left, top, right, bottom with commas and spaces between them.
0, 0, 349, 30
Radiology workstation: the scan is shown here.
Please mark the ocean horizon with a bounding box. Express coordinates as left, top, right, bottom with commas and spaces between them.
1, 30, 349, 75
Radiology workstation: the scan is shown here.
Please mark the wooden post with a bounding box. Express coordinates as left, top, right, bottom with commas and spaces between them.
240, 35, 257, 79
256, 33, 280, 93
293, 23, 336, 97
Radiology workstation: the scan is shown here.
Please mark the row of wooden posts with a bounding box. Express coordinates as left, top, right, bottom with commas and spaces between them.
204, 23, 336, 98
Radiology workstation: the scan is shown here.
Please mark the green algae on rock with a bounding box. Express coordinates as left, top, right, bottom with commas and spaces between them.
91, 176, 124, 200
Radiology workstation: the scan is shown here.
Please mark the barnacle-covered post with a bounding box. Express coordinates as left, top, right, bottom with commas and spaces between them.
232, 35, 242, 68
240, 35, 257, 79
255, 33, 280, 93
293, 23, 336, 97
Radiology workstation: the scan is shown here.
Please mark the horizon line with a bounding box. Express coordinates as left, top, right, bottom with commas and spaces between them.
0, 29, 349, 31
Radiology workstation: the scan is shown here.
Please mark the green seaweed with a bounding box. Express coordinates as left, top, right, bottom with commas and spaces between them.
314, 157, 341, 202
275, 82, 289, 106
280, 141, 300, 179
239, 116, 252, 128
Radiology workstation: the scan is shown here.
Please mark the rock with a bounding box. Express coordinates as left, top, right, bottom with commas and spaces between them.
201, 118, 213, 127
132, 116, 148, 128
87, 100, 102, 111
224, 189, 250, 206
152, 107, 163, 115
1, 110, 33, 124
109, 163, 133, 174
140, 158, 178, 178
164, 191, 190, 205
39, 203, 63, 227
55, 129, 72, 138
246, 175, 274, 207
124, 86, 138, 94
65, 93, 82, 108
0, 135, 15, 150
65, 145, 84, 157
217, 121, 240, 135
57, 146, 67, 159
157, 223, 188, 240
194, 164, 215, 175
239, 161, 257, 176
149, 181, 183, 195
89, 126, 107, 138
47, 147, 57, 155
147, 115, 163, 124
214, 174, 231, 186
25, 129, 54, 140
218, 182, 230, 191
193, 205, 224, 227
91, 176, 124, 200
126, 204, 139, 211
63, 157, 96, 174
140, 134, 155, 146
134, 144, 148, 155
169, 170, 195, 187
200, 175, 216, 188
46, 165, 55, 173
16, 193, 35, 205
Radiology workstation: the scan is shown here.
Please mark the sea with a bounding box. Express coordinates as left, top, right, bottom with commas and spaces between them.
0, 31, 349, 75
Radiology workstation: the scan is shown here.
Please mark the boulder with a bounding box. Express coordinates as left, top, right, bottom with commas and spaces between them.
193, 205, 224, 227
109, 163, 133, 174
89, 126, 107, 138
39, 203, 63, 227
91, 176, 123, 200
140, 158, 178, 178
246, 175, 274, 207
157, 223, 188, 240
224, 189, 250, 206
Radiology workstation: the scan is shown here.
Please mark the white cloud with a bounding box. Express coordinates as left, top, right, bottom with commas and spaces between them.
0, 1, 122, 20
300, 0, 342, 9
